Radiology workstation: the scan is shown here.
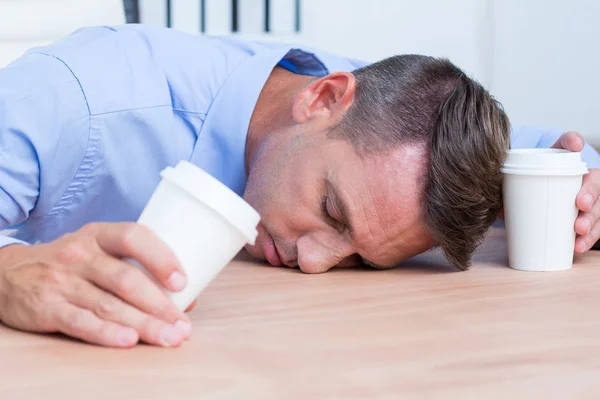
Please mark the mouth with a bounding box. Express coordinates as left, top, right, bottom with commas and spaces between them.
262, 230, 283, 267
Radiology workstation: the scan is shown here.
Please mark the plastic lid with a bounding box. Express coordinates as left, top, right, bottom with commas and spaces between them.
160, 161, 261, 244
500, 149, 588, 176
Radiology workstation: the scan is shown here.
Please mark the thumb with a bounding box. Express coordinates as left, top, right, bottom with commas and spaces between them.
551, 131, 585, 152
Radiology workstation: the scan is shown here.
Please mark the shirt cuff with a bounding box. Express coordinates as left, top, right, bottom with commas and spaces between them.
0, 235, 29, 249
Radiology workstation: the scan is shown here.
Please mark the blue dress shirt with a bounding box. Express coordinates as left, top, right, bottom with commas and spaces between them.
0, 24, 598, 248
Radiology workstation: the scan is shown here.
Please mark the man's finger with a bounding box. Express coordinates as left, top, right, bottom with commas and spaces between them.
575, 196, 600, 236
576, 169, 600, 213
576, 217, 600, 253
54, 303, 139, 348
84, 255, 184, 325
551, 131, 585, 152
67, 280, 191, 346
92, 222, 186, 293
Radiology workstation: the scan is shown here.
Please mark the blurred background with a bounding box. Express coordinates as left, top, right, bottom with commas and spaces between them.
0, 0, 598, 146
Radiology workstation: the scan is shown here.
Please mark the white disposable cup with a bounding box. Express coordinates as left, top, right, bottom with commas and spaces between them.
130, 161, 260, 311
501, 149, 588, 272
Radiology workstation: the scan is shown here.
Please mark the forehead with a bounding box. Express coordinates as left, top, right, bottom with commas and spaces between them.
335, 144, 431, 266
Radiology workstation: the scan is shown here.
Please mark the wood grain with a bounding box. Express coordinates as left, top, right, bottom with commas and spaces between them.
1, 227, 600, 399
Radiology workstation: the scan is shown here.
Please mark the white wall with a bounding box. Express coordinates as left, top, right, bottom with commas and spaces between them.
299, 0, 491, 85
0, 0, 124, 67
491, 0, 600, 143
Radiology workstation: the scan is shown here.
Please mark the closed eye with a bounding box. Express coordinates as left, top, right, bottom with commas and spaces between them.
321, 195, 344, 232
321, 195, 335, 223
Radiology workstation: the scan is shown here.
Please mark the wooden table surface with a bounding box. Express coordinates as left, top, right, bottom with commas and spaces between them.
1, 227, 600, 399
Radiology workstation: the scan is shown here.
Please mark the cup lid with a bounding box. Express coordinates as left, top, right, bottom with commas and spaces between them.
160, 161, 261, 244
500, 149, 588, 176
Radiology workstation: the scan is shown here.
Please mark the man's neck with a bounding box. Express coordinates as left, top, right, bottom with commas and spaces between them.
245, 66, 314, 175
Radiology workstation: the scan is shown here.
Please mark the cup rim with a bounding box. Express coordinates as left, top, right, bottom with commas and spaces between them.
501, 148, 588, 175
500, 166, 589, 176
507, 148, 571, 155
160, 161, 260, 244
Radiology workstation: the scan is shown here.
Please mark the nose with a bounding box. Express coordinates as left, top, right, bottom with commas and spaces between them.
296, 234, 353, 274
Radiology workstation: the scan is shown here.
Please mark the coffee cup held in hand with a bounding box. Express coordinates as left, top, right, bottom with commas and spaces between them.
130, 161, 260, 311
501, 149, 588, 272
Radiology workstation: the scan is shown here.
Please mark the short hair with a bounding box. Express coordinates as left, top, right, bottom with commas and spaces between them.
333, 55, 510, 270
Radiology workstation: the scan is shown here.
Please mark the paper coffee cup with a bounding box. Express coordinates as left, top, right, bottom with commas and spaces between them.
501, 149, 588, 272
132, 161, 260, 311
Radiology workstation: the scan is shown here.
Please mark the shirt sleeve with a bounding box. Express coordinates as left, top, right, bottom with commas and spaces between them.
0, 52, 90, 248
511, 125, 600, 168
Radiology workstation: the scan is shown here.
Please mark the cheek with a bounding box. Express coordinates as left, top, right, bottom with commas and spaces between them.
244, 138, 324, 236
244, 153, 295, 230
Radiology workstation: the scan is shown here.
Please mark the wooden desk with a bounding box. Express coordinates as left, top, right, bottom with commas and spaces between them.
2, 227, 600, 399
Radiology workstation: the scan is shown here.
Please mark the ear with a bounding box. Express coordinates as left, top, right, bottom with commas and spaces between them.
292, 72, 356, 125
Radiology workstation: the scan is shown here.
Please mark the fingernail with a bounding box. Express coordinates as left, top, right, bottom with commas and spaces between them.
584, 219, 592, 234
160, 325, 183, 347
117, 328, 138, 347
168, 272, 187, 291
585, 193, 593, 207
175, 319, 192, 338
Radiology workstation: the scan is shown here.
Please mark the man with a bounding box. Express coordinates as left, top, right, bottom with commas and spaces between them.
0, 25, 599, 349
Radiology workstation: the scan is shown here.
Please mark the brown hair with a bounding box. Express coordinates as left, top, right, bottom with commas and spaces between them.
334, 55, 510, 270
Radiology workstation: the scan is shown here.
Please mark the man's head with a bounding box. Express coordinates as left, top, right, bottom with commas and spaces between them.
243, 54, 510, 273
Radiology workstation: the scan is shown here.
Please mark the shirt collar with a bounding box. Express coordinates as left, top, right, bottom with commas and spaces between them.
189, 45, 362, 196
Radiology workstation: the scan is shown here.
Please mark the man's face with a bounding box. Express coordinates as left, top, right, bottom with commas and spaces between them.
243, 130, 434, 273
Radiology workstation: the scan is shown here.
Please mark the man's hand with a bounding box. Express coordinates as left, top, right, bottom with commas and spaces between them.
0, 222, 192, 348
551, 131, 600, 253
